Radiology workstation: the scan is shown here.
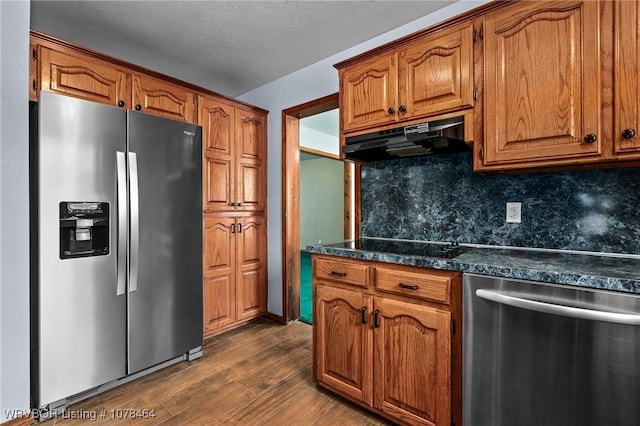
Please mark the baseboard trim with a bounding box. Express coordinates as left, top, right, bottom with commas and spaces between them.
266, 312, 286, 324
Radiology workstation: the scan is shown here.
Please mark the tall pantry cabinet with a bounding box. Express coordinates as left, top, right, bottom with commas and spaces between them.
200, 94, 268, 337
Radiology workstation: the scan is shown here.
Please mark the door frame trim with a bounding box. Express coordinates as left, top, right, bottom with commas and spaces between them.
281, 93, 340, 323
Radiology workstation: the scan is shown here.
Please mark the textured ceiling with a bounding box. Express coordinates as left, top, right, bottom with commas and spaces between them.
31, 0, 455, 97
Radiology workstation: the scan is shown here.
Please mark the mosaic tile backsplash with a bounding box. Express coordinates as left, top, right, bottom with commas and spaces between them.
360, 152, 640, 255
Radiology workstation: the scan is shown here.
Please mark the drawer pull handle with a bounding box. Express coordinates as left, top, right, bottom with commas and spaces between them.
374, 309, 380, 328
398, 283, 419, 290
330, 271, 347, 277
361, 306, 367, 324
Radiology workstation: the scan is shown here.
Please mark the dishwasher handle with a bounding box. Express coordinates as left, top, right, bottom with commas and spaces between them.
476, 289, 640, 326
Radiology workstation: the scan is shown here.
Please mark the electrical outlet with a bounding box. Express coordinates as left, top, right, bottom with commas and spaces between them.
506, 202, 521, 223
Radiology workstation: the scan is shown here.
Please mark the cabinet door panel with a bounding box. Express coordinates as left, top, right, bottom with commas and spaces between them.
204, 275, 235, 333
236, 269, 265, 321
201, 97, 235, 154
341, 55, 398, 132
315, 285, 373, 405
374, 297, 450, 426
483, 1, 601, 165
200, 96, 236, 212
614, 0, 640, 154
236, 109, 266, 212
238, 163, 261, 208
203, 216, 235, 274
39, 47, 129, 107
236, 217, 266, 321
399, 23, 474, 119
133, 75, 195, 123
203, 216, 236, 335
204, 158, 233, 211
237, 218, 264, 266
237, 110, 263, 159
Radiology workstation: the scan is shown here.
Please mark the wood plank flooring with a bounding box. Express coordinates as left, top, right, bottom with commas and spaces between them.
44, 318, 391, 425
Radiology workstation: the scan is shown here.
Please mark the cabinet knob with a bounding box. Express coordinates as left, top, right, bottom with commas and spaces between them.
231, 223, 236, 234
583, 134, 598, 144
622, 128, 637, 139
135, 104, 142, 111
361, 306, 367, 324
237, 202, 243, 207
398, 105, 407, 113
387, 107, 395, 114
373, 309, 380, 328
230, 202, 236, 206
117, 100, 125, 107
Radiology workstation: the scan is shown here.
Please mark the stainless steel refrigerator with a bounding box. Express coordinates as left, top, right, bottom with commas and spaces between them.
30, 92, 203, 415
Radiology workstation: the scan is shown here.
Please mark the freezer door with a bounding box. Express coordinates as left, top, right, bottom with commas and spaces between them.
34, 92, 127, 407
127, 112, 203, 373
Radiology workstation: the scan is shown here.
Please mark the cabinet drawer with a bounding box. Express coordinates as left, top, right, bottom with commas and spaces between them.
375, 267, 450, 304
314, 257, 369, 287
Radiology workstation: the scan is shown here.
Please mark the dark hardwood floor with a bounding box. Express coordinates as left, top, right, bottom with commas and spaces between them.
44, 318, 391, 425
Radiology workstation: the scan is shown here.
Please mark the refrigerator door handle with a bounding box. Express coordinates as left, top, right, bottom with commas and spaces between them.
116, 151, 127, 296
129, 151, 140, 293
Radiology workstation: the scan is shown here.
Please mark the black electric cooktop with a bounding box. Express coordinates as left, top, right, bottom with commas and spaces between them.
325, 238, 471, 259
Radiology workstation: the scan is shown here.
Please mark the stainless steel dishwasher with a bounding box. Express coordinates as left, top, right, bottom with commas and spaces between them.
463, 273, 640, 426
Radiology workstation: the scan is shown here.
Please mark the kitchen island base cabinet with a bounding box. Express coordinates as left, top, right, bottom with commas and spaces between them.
313, 255, 459, 426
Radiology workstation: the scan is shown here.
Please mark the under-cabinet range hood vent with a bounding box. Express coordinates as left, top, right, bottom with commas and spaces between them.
343, 115, 470, 162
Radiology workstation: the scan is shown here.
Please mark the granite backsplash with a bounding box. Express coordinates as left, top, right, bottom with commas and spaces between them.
360, 152, 640, 255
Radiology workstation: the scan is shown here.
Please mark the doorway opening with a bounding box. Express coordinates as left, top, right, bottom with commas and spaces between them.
282, 94, 359, 324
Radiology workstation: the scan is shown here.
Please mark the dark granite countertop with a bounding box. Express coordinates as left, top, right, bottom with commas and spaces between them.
306, 238, 640, 294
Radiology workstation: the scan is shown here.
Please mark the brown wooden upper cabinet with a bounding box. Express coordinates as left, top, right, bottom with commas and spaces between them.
200, 95, 267, 213
614, 0, 640, 156
477, 1, 602, 170
37, 46, 131, 109
34, 38, 196, 123
132, 74, 196, 123
337, 21, 474, 134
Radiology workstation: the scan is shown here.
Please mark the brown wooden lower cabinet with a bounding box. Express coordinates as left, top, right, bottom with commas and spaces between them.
313, 255, 461, 426
203, 213, 267, 337
315, 284, 373, 405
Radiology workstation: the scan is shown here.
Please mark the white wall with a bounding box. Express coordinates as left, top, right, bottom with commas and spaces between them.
0, 0, 31, 421
239, 0, 491, 316
300, 158, 344, 248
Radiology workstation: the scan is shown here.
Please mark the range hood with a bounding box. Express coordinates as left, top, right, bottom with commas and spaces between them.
343, 115, 470, 162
